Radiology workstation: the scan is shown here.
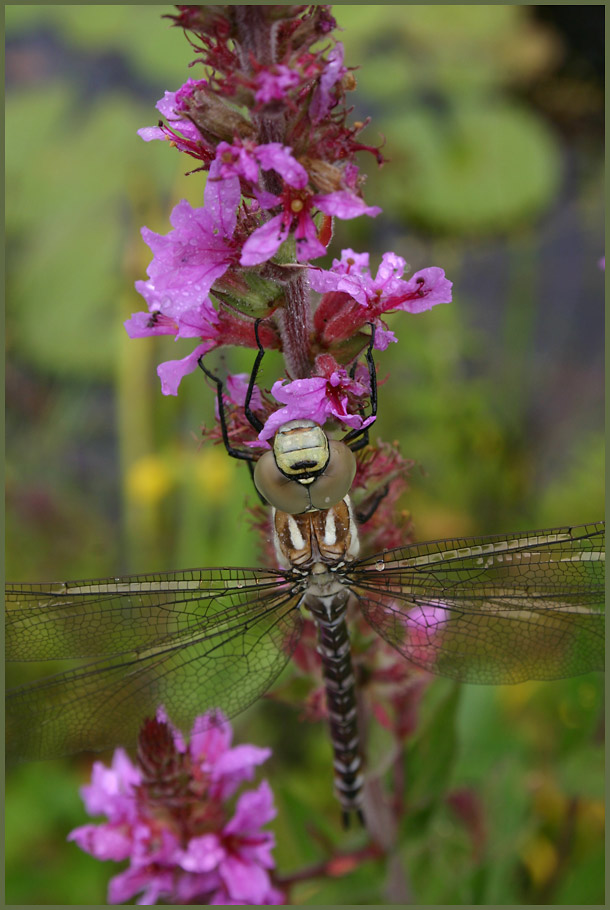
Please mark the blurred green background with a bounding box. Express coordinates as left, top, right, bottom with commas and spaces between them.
6, 4, 604, 905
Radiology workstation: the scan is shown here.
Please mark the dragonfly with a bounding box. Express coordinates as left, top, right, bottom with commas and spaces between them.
6, 328, 605, 823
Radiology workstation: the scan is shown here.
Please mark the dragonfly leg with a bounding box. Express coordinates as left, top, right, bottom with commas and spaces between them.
355, 484, 389, 524
197, 355, 257, 463
342, 323, 377, 452
198, 320, 271, 501
198, 319, 268, 443
198, 318, 271, 459
243, 318, 266, 434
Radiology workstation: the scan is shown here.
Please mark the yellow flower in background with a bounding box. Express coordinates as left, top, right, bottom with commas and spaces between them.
497, 680, 541, 711
126, 454, 174, 504
576, 799, 605, 843
520, 833, 557, 888
530, 774, 566, 827
193, 446, 235, 503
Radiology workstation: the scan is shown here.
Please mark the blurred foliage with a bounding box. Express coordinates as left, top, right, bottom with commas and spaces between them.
5, 4, 604, 906
336, 4, 563, 233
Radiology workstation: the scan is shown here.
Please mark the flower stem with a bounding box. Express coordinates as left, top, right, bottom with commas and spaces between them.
277, 271, 313, 378
234, 5, 313, 378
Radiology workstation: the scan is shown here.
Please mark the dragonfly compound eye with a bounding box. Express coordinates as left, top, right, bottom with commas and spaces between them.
308, 441, 356, 510
253, 450, 311, 513
254, 437, 357, 514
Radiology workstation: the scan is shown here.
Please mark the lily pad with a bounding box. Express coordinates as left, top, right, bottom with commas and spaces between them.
372, 100, 562, 234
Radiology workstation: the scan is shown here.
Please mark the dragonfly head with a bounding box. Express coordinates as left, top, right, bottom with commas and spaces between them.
253, 419, 356, 514
272, 419, 330, 479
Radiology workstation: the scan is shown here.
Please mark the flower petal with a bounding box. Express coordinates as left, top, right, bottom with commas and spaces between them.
225, 779, 277, 834
294, 212, 327, 262
204, 157, 241, 239
220, 853, 272, 904
315, 191, 381, 219
179, 834, 225, 873
240, 214, 289, 267
310, 43, 346, 123
255, 143, 308, 189
157, 342, 215, 396
124, 311, 176, 338
68, 823, 133, 862
371, 323, 398, 351
211, 745, 272, 799
189, 711, 232, 763
393, 267, 453, 313
137, 126, 167, 142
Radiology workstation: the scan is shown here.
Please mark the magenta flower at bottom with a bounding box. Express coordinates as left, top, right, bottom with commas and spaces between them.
68, 709, 283, 905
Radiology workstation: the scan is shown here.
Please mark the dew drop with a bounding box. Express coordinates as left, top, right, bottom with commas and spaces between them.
374, 560, 385, 572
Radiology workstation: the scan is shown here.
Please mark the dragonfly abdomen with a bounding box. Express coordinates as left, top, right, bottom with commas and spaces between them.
305, 590, 364, 824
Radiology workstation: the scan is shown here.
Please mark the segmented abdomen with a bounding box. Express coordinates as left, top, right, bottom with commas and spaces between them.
305, 592, 363, 824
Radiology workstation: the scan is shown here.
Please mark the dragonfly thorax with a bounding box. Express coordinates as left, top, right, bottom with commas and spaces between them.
273, 497, 360, 570
254, 419, 357, 515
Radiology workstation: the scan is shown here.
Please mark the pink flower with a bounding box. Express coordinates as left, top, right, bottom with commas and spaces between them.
259, 363, 374, 442
137, 79, 213, 162
254, 65, 300, 104
311, 248, 452, 348
68, 710, 282, 906
157, 341, 217, 396
125, 284, 220, 341
179, 781, 281, 904
216, 373, 264, 416
404, 602, 448, 665
241, 187, 381, 267
216, 139, 308, 189
138, 79, 205, 143
137, 157, 240, 320
310, 43, 347, 123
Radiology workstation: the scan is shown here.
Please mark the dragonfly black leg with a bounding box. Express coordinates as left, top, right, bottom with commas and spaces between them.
197, 356, 256, 464
343, 324, 377, 452
243, 318, 266, 434
197, 318, 273, 462
355, 484, 389, 525
198, 322, 273, 503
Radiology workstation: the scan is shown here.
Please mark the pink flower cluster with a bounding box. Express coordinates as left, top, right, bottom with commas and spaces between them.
311, 249, 453, 351
68, 710, 282, 905
125, 5, 452, 447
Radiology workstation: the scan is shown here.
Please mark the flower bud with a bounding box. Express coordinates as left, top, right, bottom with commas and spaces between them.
300, 157, 344, 194
184, 86, 256, 144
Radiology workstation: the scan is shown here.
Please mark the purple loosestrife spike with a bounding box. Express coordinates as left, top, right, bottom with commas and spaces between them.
68, 709, 283, 906
126, 6, 454, 502
130, 5, 412, 394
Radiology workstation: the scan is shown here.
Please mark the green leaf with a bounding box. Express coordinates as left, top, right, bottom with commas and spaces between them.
6, 87, 178, 378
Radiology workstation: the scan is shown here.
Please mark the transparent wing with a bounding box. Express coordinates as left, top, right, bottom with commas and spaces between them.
6, 568, 303, 763
347, 522, 604, 683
